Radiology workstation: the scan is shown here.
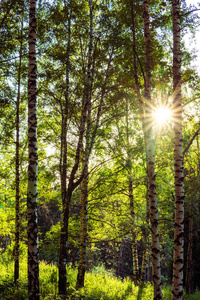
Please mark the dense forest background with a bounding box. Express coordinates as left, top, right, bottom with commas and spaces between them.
0, 0, 200, 299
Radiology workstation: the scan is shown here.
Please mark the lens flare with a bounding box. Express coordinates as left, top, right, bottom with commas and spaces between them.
153, 107, 172, 125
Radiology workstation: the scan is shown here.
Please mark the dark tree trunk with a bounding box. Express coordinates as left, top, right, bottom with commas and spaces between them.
112, 240, 118, 276
143, 1, 162, 298
58, 1, 71, 296
14, 11, 23, 284
89, 236, 93, 273
185, 218, 193, 294
131, 2, 150, 285
76, 0, 93, 288
128, 177, 139, 285
58, 0, 113, 293
58, 190, 71, 296
76, 166, 88, 288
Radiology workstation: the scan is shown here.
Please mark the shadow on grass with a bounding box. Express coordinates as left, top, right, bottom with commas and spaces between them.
137, 283, 144, 300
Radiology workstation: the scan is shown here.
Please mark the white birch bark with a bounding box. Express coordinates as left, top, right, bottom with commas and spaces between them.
172, 1, 184, 299
28, 0, 39, 299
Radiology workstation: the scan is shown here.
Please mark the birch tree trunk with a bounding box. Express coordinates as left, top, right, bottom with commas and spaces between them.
143, 1, 162, 298
172, 1, 184, 299
14, 12, 23, 284
27, 0, 39, 299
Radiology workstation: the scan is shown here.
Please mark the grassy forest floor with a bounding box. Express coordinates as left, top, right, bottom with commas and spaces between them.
0, 256, 199, 300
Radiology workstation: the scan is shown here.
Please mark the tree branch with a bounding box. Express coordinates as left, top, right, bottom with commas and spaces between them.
183, 127, 200, 156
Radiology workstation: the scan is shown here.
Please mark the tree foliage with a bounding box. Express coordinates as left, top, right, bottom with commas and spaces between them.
0, 0, 200, 299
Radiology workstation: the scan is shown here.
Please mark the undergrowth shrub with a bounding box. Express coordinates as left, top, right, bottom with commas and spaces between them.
40, 261, 59, 299
0, 257, 200, 300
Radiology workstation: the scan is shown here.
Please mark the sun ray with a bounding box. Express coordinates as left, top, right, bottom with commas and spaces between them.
139, 93, 183, 134
152, 106, 172, 126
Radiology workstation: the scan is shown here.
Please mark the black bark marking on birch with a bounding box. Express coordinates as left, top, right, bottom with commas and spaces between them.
172, 0, 184, 283
175, 258, 183, 264
152, 247, 160, 254
28, 0, 39, 298
174, 222, 183, 228
152, 254, 158, 260
179, 267, 184, 273
150, 184, 156, 189
152, 221, 158, 228
175, 200, 183, 204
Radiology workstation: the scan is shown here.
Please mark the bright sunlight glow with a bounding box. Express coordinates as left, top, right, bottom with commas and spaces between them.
153, 107, 172, 125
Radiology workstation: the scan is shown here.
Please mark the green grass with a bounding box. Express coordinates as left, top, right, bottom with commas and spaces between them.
0, 257, 199, 300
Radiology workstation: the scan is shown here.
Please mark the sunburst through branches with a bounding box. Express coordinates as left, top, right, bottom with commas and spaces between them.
142, 96, 182, 134
142, 101, 172, 132
137, 90, 184, 135
153, 106, 172, 126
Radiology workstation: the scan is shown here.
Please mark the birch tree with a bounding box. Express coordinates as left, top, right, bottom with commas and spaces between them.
172, 1, 184, 298
27, 0, 39, 299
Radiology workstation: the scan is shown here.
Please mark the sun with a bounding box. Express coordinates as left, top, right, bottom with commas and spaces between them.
152, 106, 172, 126
143, 98, 176, 133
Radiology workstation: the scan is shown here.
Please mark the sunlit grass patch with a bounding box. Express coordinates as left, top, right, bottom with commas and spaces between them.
40, 261, 59, 299
184, 290, 200, 300
0, 258, 199, 300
